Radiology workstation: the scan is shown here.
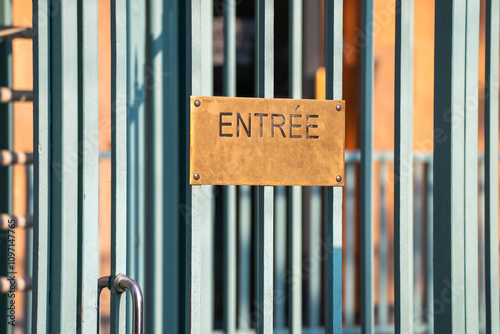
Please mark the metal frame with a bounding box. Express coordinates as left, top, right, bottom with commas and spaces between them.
26, 0, 500, 333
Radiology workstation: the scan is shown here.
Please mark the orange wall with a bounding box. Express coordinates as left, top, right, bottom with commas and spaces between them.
12, 1, 32, 332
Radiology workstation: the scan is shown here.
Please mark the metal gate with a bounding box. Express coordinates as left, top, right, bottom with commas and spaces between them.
0, 0, 494, 333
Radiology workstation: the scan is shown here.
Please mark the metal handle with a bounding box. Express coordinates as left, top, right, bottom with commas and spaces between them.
114, 274, 144, 334
97, 274, 143, 334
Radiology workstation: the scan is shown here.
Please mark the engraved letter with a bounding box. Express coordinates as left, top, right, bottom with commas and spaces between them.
272, 114, 286, 138
254, 113, 269, 138
290, 114, 302, 139
306, 115, 319, 139
237, 113, 251, 137
220, 112, 233, 137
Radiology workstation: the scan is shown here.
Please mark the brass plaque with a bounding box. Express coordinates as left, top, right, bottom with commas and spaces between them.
190, 96, 345, 186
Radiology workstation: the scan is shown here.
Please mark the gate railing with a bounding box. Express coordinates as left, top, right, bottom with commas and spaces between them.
28, 0, 500, 333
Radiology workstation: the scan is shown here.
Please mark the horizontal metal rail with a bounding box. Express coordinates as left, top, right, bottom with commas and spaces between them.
0, 213, 33, 230
98, 149, 498, 165
0, 25, 32, 39
344, 150, 495, 163
0, 276, 32, 293
0, 87, 33, 103
0, 150, 33, 166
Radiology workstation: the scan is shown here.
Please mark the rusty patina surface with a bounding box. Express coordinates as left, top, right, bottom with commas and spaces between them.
190, 96, 345, 186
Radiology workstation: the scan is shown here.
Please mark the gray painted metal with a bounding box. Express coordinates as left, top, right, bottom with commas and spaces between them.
360, 0, 375, 331
223, 0, 238, 327
484, 0, 500, 332
464, 0, 480, 332
395, 0, 414, 332
288, 2, 303, 332
255, 0, 275, 332
77, 0, 100, 332
127, 0, 146, 332
433, 0, 467, 332
324, 0, 343, 332
111, 0, 128, 332
32, 0, 50, 331
49, 1, 79, 332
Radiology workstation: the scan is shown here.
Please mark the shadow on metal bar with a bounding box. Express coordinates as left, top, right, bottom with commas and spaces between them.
97, 275, 143, 334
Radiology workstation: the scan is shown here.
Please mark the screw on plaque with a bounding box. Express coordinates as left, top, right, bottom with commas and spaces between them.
336, 175, 342, 182
194, 100, 201, 107
336, 104, 342, 112
193, 173, 200, 180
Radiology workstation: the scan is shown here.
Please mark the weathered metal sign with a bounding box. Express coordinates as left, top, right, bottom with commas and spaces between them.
190, 96, 345, 186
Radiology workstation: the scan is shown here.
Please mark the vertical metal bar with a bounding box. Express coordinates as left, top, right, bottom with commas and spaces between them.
425, 161, 434, 334
111, 0, 128, 331
257, 186, 274, 334
0, 1, 12, 333
484, 0, 500, 332
414, 163, 423, 325
378, 162, 388, 326
324, 0, 343, 333
425, 162, 434, 333
223, 3, 237, 332
163, 0, 181, 331
148, 0, 181, 331
288, 1, 303, 332
478, 160, 486, 327
395, 0, 414, 332
49, 0, 79, 332
256, 0, 274, 332
200, 1, 215, 332
464, 1, 480, 332
186, 0, 209, 332
287, 185, 302, 334
222, 1, 237, 332
147, 0, 165, 330
275, 187, 287, 329
238, 186, 252, 329
323, 187, 343, 334
308, 187, 322, 328
127, 0, 146, 294
223, 184, 237, 333
223, 0, 237, 95
221, 3, 238, 325
32, 0, 50, 331
433, 0, 467, 331
127, 0, 147, 331
345, 163, 356, 327
0, 0, 12, 193
256, 0, 274, 98
309, 186, 321, 329
289, 0, 302, 100
360, 0, 374, 330
77, 0, 99, 332
148, 0, 165, 329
